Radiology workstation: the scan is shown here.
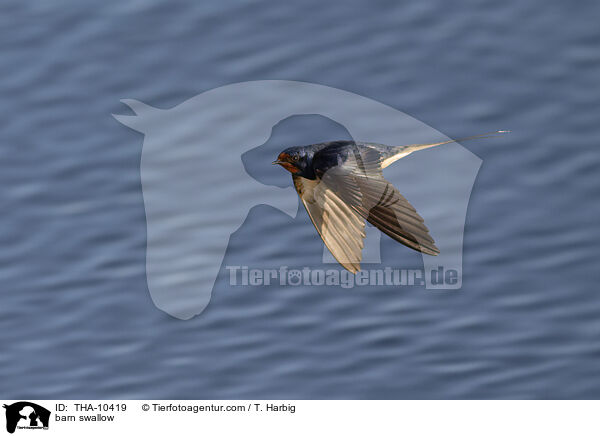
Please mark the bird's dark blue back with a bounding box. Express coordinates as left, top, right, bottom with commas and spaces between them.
310, 140, 358, 178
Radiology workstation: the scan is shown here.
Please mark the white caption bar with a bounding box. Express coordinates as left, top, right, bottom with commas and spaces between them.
0, 400, 598, 436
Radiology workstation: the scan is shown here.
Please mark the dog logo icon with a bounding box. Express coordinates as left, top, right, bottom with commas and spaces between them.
3, 402, 50, 434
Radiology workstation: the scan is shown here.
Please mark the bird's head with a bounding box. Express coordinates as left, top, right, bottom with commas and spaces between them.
272, 146, 311, 176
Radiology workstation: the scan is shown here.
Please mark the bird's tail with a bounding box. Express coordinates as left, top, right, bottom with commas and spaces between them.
381, 130, 510, 168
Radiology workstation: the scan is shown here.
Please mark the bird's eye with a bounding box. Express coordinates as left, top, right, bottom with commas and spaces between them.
292, 155, 299, 162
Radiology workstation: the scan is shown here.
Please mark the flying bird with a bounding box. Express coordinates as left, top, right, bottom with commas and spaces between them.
273, 131, 508, 273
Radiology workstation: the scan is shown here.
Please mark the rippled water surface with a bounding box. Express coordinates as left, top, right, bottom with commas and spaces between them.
1, 1, 599, 398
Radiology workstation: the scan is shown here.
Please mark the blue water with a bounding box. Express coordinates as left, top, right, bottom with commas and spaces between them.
1, 0, 599, 399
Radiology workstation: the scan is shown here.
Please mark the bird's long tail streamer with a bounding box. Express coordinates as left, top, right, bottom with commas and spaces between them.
403, 130, 510, 152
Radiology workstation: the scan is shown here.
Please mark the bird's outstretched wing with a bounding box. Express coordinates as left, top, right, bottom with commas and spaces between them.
317, 146, 440, 256
348, 174, 439, 255
293, 175, 366, 273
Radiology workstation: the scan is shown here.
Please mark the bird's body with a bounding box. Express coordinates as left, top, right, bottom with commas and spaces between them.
273, 132, 507, 273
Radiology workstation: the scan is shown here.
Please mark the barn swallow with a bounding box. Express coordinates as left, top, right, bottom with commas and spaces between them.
273, 131, 508, 273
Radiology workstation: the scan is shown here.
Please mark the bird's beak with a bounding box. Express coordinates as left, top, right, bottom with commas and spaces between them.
272, 160, 284, 165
